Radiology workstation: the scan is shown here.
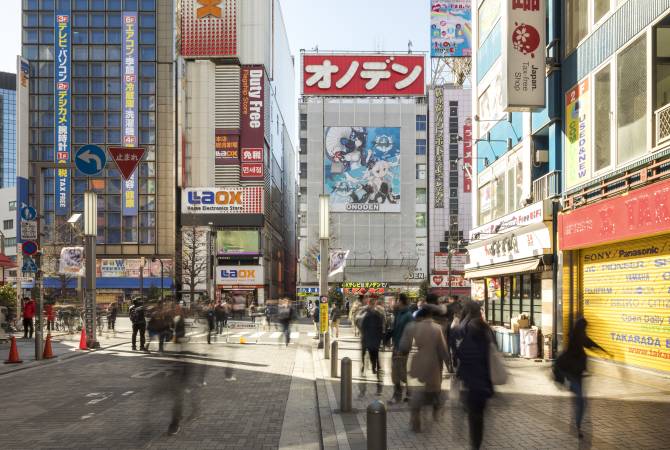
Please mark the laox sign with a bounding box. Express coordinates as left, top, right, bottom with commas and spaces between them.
219, 268, 256, 279
187, 190, 241, 205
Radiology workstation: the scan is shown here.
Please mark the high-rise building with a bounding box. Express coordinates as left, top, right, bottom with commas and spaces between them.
0, 72, 16, 188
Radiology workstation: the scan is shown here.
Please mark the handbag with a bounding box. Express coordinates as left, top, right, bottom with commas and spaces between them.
488, 342, 508, 385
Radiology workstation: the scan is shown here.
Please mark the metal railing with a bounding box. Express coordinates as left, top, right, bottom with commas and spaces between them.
656, 102, 670, 146
532, 170, 561, 201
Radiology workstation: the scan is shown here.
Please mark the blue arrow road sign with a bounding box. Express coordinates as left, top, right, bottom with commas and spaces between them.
21, 257, 38, 273
75, 144, 107, 176
20, 205, 37, 221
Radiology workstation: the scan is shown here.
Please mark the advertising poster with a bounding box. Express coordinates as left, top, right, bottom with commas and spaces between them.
216, 230, 260, 256
240, 66, 265, 181
328, 249, 350, 277
324, 127, 401, 213
100, 259, 125, 277
431, 0, 472, 57
122, 12, 139, 216
215, 265, 264, 286
433, 88, 445, 208
565, 79, 590, 189
59, 247, 84, 276
411, 238, 427, 280
215, 130, 240, 165
180, 0, 238, 58
54, 9, 71, 216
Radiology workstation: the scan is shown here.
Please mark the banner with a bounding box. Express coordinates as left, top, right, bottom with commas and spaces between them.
240, 66, 265, 180
59, 247, 84, 276
324, 127, 401, 213
431, 0, 472, 57
433, 88, 445, 208
565, 79, 590, 189
100, 259, 125, 277
328, 249, 350, 277
122, 12, 139, 216
463, 118, 473, 192
215, 130, 240, 165
54, 9, 71, 216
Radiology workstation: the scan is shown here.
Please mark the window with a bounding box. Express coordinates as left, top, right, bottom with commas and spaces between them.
416, 163, 426, 180
416, 188, 427, 204
655, 21, 670, 113
300, 138, 307, 154
416, 114, 427, 131
300, 162, 307, 178
566, 0, 588, 54
594, 65, 612, 171
617, 34, 647, 163
300, 113, 307, 130
3, 220, 13, 230
4, 238, 16, 248
416, 213, 426, 228
8, 201, 16, 211
594, 0, 611, 23
478, 0, 500, 44
479, 183, 491, 224
416, 138, 427, 155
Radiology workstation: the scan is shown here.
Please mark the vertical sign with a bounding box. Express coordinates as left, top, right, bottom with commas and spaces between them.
501, 0, 546, 111
431, 0, 472, 57
122, 12, 139, 216
434, 88, 445, 208
240, 66, 265, 181
54, 9, 71, 216
463, 118, 472, 192
215, 130, 240, 165
565, 79, 590, 189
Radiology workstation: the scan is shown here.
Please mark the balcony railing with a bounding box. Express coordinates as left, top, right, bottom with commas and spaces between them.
656, 103, 670, 146
532, 170, 561, 201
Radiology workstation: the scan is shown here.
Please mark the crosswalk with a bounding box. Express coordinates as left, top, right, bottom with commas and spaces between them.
182, 330, 316, 344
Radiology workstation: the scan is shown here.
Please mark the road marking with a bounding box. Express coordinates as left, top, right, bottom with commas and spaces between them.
290, 332, 299, 339
81, 413, 95, 420
249, 332, 264, 338
269, 332, 282, 339
308, 332, 316, 337
122, 391, 134, 396
131, 367, 175, 379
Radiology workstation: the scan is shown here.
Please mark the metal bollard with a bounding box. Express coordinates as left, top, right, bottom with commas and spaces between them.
331, 340, 338, 377
324, 331, 330, 359
340, 357, 352, 412
367, 400, 387, 450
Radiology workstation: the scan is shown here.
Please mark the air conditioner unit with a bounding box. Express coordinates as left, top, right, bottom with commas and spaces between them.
534, 149, 549, 164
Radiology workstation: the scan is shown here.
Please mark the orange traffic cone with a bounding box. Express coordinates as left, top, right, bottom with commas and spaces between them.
78, 327, 88, 350
43, 333, 54, 359
4, 336, 23, 364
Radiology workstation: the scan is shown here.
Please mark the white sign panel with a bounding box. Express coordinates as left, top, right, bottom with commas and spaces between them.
470, 200, 547, 240
502, 0, 546, 111
467, 225, 551, 267
20, 221, 37, 240
216, 265, 264, 286
411, 238, 427, 280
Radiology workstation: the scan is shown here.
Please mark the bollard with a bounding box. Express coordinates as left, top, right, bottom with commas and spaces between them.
331, 340, 338, 377
340, 357, 352, 412
367, 400, 387, 450
324, 331, 330, 359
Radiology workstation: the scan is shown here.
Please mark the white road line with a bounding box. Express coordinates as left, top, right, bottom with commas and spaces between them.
308, 332, 316, 337
269, 332, 282, 339
290, 332, 299, 339
249, 332, 265, 338
230, 331, 251, 338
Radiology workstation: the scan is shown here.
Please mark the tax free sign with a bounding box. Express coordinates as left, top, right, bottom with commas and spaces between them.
216, 265, 264, 286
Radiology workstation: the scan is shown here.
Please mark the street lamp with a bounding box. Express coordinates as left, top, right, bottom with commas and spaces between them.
152, 257, 164, 303
318, 195, 330, 352
83, 190, 99, 348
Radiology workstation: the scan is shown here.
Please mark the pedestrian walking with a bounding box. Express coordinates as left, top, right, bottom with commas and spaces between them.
390, 293, 414, 404
21, 297, 36, 339
445, 295, 462, 372
312, 299, 320, 337
129, 299, 147, 351
107, 302, 118, 331
329, 302, 341, 338
44, 301, 56, 332
349, 296, 363, 337
222, 300, 231, 328
452, 300, 494, 449
215, 301, 225, 334
249, 302, 257, 324
278, 298, 294, 346
554, 317, 612, 438
147, 302, 171, 352
360, 297, 385, 394
206, 302, 216, 344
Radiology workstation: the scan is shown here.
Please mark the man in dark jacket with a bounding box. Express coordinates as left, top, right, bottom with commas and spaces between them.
360, 298, 385, 394
129, 299, 147, 351
390, 293, 413, 403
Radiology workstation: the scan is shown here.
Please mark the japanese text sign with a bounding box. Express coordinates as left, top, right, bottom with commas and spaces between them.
302, 54, 425, 96
54, 9, 71, 216
565, 79, 591, 189
122, 12, 139, 217
109, 147, 145, 181
463, 118, 473, 192
215, 130, 240, 165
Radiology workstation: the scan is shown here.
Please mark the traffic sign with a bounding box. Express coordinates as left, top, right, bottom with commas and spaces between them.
21, 257, 38, 273
108, 147, 145, 181
75, 144, 107, 176
20, 221, 37, 240
22, 240, 38, 256
20, 205, 37, 221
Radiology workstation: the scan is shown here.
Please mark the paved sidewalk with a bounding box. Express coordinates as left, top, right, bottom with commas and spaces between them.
313, 324, 670, 450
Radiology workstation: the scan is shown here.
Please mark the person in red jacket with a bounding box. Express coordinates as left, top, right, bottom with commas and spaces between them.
22, 297, 36, 339
44, 301, 56, 332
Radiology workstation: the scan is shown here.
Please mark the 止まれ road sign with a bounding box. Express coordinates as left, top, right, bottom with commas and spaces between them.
108, 147, 145, 181
75, 144, 107, 176
20, 205, 37, 221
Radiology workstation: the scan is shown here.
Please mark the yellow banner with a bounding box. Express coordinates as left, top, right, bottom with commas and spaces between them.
320, 303, 328, 334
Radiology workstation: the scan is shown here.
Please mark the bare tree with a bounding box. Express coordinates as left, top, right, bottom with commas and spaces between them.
178, 225, 208, 304
301, 217, 338, 273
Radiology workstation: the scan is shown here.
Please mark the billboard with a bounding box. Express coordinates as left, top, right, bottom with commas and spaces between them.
324, 127, 401, 213
463, 118, 473, 192
565, 79, 590, 189
216, 230, 260, 256
122, 12, 139, 216
181, 187, 264, 214
59, 247, 84, 276
431, 0, 472, 57
302, 54, 425, 96
216, 265, 264, 286
240, 66, 265, 180
54, 9, 71, 216
180, 0, 238, 58
501, 0, 546, 111
215, 130, 240, 165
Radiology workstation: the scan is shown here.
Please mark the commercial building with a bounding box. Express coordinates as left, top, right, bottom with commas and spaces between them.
177, 0, 297, 305
427, 84, 472, 298
558, 0, 670, 373
0, 187, 17, 260
298, 52, 427, 299
467, 0, 562, 355
0, 72, 16, 188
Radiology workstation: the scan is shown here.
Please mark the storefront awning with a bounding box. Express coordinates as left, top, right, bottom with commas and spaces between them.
464, 258, 541, 279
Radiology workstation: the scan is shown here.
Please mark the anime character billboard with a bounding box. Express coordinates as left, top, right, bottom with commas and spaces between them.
324, 127, 401, 213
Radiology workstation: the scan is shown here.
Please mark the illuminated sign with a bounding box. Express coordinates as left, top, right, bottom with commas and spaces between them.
463, 118, 473, 192
122, 11, 139, 216
180, 0, 237, 58
54, 10, 71, 216
216, 230, 260, 256
215, 130, 240, 165
181, 187, 264, 214
216, 265, 264, 286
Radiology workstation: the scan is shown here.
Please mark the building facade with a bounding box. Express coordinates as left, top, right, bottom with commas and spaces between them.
178, 0, 297, 304
0, 72, 16, 189
558, 0, 670, 373
298, 52, 427, 299
0, 187, 17, 260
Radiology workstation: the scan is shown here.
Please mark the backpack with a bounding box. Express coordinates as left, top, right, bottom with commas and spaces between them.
129, 306, 138, 324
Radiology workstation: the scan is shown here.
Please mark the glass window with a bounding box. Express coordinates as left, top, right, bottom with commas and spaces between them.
139, 162, 155, 177
140, 212, 155, 227
39, 45, 53, 61
73, 112, 87, 127
90, 0, 105, 10
416, 163, 426, 180
107, 229, 121, 244
416, 212, 426, 228
90, 78, 104, 94
90, 62, 105, 77
123, 216, 138, 242
39, 30, 54, 45
139, 95, 155, 110
521, 274, 531, 316
91, 112, 105, 127
531, 274, 542, 327
511, 275, 521, 318
3, 219, 13, 230
73, 96, 88, 111
139, 46, 155, 60
107, 195, 121, 211
90, 13, 105, 28
106, 46, 121, 60
506, 163, 515, 213
107, 178, 121, 194
38, 12, 52, 27
502, 276, 511, 326
107, 29, 122, 44
139, 112, 155, 127
25, 0, 39, 10
140, 62, 155, 77
73, 62, 88, 77
416, 138, 426, 155
90, 96, 105, 111
73, 78, 88, 94
594, 0, 611, 23
90, 129, 104, 143
108, 96, 122, 111
140, 228, 155, 244
107, 13, 121, 27
73, 13, 88, 28
106, 62, 121, 77
108, 0, 122, 10
73, 0, 88, 10
90, 29, 105, 44
107, 129, 121, 143
566, 0, 588, 54
139, 13, 156, 28
107, 113, 121, 128
140, 80, 156, 94
493, 171, 505, 219
24, 13, 38, 28
617, 34, 647, 163
300, 113, 307, 130
139, 129, 155, 144
478, 0, 501, 45
74, 179, 87, 193
125, 0, 138, 10
90, 46, 106, 61
106, 79, 121, 94
655, 25, 670, 110
108, 212, 121, 227
72, 46, 87, 61
487, 278, 500, 324
23, 45, 38, 61
479, 182, 491, 224
140, 0, 156, 10
416, 114, 427, 131
140, 30, 156, 45
594, 65, 612, 171
24, 29, 38, 44
416, 188, 426, 204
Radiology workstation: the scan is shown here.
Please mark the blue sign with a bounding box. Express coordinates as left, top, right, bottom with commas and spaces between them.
22, 240, 38, 256
54, 7, 72, 216
75, 145, 106, 176
122, 11, 139, 217
20, 205, 37, 221
21, 257, 38, 273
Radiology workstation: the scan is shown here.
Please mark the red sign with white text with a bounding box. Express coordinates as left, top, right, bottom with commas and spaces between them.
559, 178, 670, 250
109, 147, 145, 181
302, 54, 425, 96
463, 118, 472, 192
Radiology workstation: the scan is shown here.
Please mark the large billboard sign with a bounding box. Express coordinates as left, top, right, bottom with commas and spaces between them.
501, 0, 546, 111
215, 130, 240, 166
181, 187, 264, 214
324, 127, 401, 213
216, 230, 260, 256
565, 79, 590, 189
216, 265, 264, 286
180, 0, 238, 58
122, 12, 139, 216
240, 66, 265, 180
431, 0, 472, 57
302, 54, 425, 96
463, 118, 473, 192
54, 9, 71, 216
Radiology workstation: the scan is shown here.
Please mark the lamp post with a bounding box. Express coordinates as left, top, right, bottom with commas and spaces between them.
319, 195, 330, 351
84, 190, 99, 348
152, 257, 164, 303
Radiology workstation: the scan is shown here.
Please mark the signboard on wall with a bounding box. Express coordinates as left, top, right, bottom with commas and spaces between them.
565, 79, 590, 189
54, 8, 71, 216
463, 118, 473, 192
470, 200, 547, 239
122, 11, 139, 216
431, 0, 472, 57
324, 127, 401, 213
216, 265, 264, 286
501, 0, 546, 111
411, 238, 427, 280
240, 66, 265, 180
216, 230, 260, 256
433, 88, 445, 208
181, 187, 264, 214
215, 130, 240, 165
431, 273, 470, 288
302, 54, 425, 96
180, 0, 238, 58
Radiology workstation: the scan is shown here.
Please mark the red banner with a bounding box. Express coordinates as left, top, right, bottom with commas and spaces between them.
463, 118, 472, 192
302, 54, 425, 96
215, 130, 239, 166
559, 178, 670, 250
240, 66, 265, 180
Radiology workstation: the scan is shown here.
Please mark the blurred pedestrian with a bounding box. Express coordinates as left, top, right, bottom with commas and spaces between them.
147, 302, 172, 352
278, 298, 294, 346
349, 296, 363, 337
312, 299, 321, 337
555, 317, 612, 438
445, 295, 462, 372
329, 302, 341, 338
215, 301, 225, 334
22, 297, 36, 339
44, 300, 56, 333
400, 301, 449, 432
129, 299, 147, 351
360, 297, 384, 394
452, 300, 493, 449
107, 302, 118, 331
390, 293, 414, 404
206, 302, 216, 344
249, 302, 257, 324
